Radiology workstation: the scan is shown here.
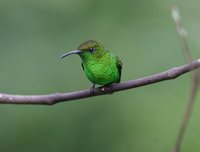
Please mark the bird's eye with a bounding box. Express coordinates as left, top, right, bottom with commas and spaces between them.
89, 48, 95, 53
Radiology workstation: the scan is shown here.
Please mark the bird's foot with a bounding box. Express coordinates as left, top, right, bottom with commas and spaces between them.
90, 84, 114, 94
90, 84, 96, 94
100, 84, 114, 94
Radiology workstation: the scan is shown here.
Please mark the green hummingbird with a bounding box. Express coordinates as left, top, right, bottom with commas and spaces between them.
61, 40, 122, 88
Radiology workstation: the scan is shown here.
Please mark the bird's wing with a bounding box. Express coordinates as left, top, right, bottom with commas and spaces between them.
116, 56, 122, 83
81, 63, 84, 70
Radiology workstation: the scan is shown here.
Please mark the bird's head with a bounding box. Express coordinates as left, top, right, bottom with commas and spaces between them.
60, 40, 106, 60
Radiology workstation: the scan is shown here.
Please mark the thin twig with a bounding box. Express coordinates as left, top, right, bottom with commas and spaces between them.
172, 7, 200, 152
0, 59, 199, 105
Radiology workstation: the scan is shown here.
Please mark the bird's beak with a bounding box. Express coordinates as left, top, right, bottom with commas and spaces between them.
60, 50, 81, 59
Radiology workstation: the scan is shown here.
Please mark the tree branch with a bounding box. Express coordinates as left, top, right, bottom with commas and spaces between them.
0, 59, 200, 105
172, 7, 200, 152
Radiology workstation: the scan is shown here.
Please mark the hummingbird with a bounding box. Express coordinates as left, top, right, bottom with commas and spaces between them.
61, 40, 122, 89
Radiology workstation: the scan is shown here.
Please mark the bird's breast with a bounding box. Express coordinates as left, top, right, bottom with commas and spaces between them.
82, 57, 119, 85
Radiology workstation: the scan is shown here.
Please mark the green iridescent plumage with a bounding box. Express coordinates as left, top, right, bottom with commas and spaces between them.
61, 40, 122, 86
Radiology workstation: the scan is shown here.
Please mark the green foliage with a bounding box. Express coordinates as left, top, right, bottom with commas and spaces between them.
0, 0, 199, 151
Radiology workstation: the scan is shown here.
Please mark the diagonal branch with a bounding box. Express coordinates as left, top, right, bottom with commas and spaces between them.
0, 59, 200, 105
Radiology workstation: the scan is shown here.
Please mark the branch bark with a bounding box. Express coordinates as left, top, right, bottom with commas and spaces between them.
0, 59, 200, 105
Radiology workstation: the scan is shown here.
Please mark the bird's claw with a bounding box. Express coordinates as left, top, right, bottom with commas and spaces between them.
90, 84, 95, 94
90, 84, 114, 94
100, 85, 114, 94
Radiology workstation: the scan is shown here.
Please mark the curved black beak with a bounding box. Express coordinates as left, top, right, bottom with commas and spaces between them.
60, 50, 81, 59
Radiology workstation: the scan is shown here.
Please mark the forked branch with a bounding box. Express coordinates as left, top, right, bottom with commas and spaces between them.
172, 7, 200, 152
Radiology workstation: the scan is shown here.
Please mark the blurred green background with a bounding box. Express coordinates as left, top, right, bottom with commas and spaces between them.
0, 0, 200, 151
